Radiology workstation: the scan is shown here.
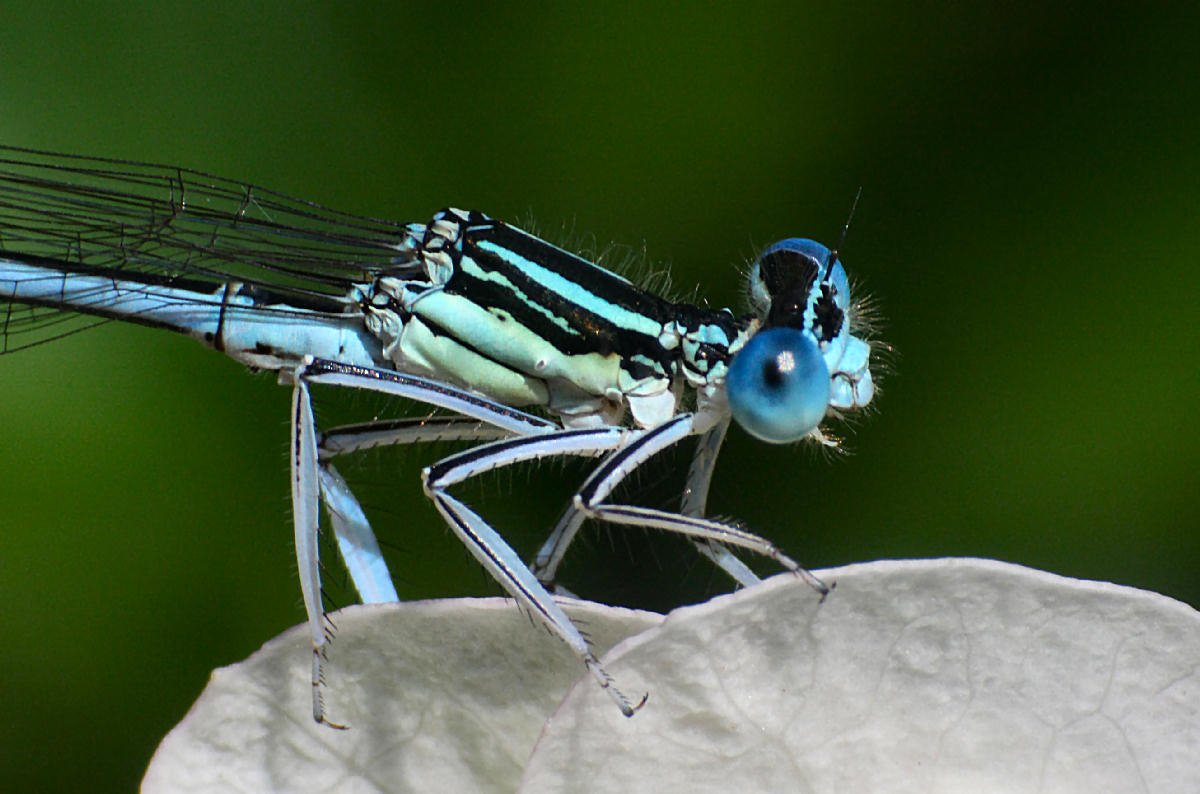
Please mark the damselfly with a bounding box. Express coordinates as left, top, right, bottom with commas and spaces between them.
0, 146, 877, 722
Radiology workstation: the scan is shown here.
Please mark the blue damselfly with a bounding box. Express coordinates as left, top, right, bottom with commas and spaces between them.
0, 146, 877, 722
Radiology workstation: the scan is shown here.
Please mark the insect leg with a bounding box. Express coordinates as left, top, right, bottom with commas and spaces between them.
422, 427, 648, 716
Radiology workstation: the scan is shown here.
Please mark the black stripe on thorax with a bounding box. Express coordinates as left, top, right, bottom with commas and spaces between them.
451, 221, 676, 365
478, 222, 668, 316
429, 215, 747, 388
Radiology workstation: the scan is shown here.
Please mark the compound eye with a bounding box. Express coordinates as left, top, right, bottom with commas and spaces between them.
726, 327, 831, 444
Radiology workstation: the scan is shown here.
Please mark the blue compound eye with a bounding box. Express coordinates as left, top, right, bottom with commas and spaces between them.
726, 327, 831, 444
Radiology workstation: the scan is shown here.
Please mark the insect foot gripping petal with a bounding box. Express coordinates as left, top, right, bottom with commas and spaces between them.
584, 652, 647, 717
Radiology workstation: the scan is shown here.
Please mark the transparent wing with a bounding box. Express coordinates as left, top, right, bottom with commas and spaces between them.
0, 145, 424, 351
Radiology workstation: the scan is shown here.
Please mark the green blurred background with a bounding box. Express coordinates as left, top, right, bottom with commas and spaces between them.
1, 2, 1196, 790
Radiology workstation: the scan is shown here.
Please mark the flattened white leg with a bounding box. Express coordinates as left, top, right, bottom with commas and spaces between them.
432, 492, 642, 716
531, 502, 587, 590
291, 358, 593, 721
423, 428, 646, 716
470, 429, 629, 588
302, 359, 557, 436
682, 419, 762, 589
692, 541, 761, 589
679, 418, 729, 519
318, 415, 511, 459
314, 417, 509, 606
317, 463, 398, 605
290, 373, 344, 727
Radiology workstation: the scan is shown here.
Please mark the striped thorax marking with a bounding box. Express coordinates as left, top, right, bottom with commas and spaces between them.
361, 208, 756, 428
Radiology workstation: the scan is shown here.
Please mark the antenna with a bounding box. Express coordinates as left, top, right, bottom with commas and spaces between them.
823, 186, 862, 282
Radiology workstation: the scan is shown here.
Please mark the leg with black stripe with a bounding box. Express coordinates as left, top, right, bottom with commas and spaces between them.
564, 414, 831, 597
421, 426, 649, 716
288, 357, 560, 726
533, 415, 782, 593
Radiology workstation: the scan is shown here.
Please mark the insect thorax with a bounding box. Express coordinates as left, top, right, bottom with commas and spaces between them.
354, 208, 753, 428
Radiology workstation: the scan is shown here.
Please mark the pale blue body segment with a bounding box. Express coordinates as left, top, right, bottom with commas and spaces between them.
0, 147, 878, 723
0, 259, 384, 369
